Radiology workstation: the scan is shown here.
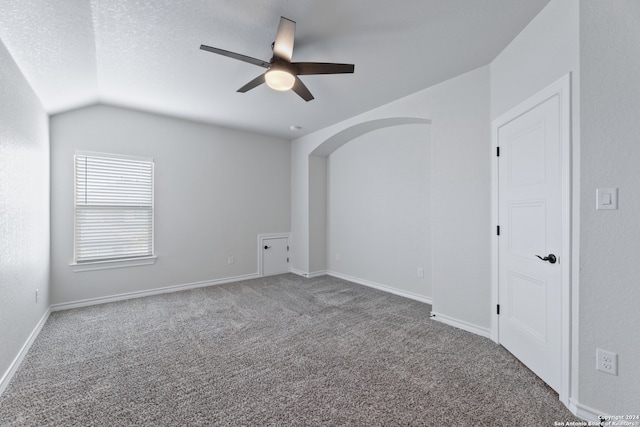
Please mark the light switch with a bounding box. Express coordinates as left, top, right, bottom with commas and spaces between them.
596, 188, 618, 210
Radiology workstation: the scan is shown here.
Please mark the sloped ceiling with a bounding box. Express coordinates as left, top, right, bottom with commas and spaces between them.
0, 0, 550, 139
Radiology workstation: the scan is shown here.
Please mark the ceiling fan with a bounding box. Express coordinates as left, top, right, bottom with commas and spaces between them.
200, 17, 355, 102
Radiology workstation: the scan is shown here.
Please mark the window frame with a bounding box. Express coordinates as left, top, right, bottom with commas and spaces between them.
70, 150, 156, 272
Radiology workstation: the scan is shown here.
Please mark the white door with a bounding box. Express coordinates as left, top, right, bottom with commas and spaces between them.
262, 237, 289, 276
497, 92, 563, 392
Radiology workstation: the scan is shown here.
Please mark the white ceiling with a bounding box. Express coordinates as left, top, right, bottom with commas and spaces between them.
0, 0, 550, 139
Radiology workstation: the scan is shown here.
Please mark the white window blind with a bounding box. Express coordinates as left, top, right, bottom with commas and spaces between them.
74, 152, 154, 263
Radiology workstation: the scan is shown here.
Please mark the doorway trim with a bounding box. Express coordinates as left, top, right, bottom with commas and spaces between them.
258, 232, 291, 277
490, 73, 572, 406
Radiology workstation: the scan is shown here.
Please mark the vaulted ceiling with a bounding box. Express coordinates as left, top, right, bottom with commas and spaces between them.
0, 0, 550, 139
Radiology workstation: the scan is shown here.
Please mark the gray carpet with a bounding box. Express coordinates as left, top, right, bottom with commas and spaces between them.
0, 274, 578, 426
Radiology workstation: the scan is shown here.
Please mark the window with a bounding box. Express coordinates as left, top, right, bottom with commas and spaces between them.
73, 151, 155, 270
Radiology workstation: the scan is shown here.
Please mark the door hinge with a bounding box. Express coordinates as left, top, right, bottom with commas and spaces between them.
496, 146, 500, 157
286, 257, 289, 263
497, 304, 500, 315
287, 245, 289, 251
497, 225, 500, 236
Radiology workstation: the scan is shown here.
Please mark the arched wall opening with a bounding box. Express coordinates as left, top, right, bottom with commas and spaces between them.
307, 117, 432, 301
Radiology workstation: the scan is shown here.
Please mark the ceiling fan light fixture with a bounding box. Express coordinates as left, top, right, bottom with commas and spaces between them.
200, 16, 354, 101
265, 68, 295, 91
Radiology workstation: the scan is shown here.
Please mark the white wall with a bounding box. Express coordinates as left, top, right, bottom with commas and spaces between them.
50, 104, 290, 304
291, 66, 491, 327
290, 139, 313, 274
490, 0, 580, 119
0, 39, 50, 387
579, 0, 640, 414
428, 67, 491, 329
327, 124, 431, 299
308, 155, 327, 274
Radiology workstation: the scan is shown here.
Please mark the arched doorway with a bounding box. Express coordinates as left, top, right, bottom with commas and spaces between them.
306, 117, 432, 301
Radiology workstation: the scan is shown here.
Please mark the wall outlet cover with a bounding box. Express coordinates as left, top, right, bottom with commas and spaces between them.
596, 348, 618, 375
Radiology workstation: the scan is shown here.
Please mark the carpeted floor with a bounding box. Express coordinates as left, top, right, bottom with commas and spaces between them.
0, 274, 578, 426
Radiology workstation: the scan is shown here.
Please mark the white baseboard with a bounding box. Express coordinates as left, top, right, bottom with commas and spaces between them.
289, 268, 307, 277
50, 273, 260, 312
327, 271, 433, 305
0, 308, 51, 396
290, 268, 327, 278
569, 398, 607, 424
430, 311, 491, 339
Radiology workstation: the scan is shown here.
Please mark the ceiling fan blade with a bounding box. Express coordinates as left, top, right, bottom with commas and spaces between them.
293, 62, 355, 75
292, 77, 314, 102
237, 74, 266, 93
272, 17, 296, 61
200, 44, 270, 68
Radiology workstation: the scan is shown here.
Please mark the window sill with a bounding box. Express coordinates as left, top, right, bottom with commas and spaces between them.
70, 256, 157, 272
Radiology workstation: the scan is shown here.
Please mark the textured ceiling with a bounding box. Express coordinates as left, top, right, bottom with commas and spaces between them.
0, 0, 550, 139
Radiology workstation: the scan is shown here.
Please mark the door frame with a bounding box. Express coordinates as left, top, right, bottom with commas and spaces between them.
258, 233, 291, 277
490, 73, 573, 405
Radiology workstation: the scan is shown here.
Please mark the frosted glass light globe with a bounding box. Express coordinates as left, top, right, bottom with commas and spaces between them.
265, 69, 295, 91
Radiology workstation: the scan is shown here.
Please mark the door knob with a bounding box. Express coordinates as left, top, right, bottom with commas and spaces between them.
264, 245, 271, 250
535, 254, 557, 264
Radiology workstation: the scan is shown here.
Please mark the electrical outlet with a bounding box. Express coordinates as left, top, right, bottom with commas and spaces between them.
35, 289, 39, 303
228, 255, 234, 265
336, 252, 341, 261
417, 267, 424, 278
596, 348, 618, 375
